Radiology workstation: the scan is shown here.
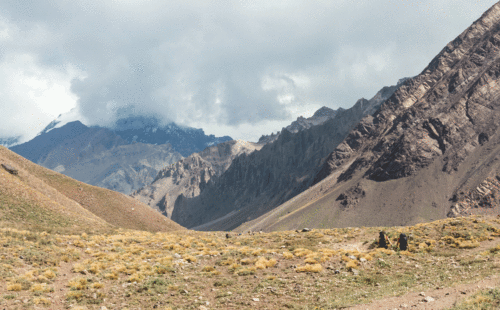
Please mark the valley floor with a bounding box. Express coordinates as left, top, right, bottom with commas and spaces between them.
0, 215, 499, 310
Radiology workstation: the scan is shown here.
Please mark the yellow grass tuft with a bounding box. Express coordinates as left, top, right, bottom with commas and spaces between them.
66, 291, 83, 301
283, 252, 294, 259
235, 267, 256, 276
296, 263, 322, 273
183, 254, 197, 263
294, 248, 314, 257
304, 257, 317, 264
33, 297, 51, 306
362, 254, 373, 261
127, 273, 143, 283
255, 257, 277, 269
240, 258, 254, 265
91, 282, 104, 289
346, 259, 358, 270
68, 277, 88, 290
458, 240, 480, 249
104, 272, 118, 280
43, 269, 56, 279
7, 283, 22, 291
30, 283, 52, 292
202, 266, 216, 272
72, 263, 86, 273
228, 263, 241, 271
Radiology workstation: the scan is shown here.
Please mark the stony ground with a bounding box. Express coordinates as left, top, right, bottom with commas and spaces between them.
1, 215, 500, 310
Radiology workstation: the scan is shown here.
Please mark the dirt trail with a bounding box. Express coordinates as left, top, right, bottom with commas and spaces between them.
348, 275, 500, 310
47, 260, 74, 309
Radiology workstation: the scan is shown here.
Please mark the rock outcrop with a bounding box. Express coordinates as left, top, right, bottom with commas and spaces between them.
132, 140, 262, 217
316, 3, 500, 190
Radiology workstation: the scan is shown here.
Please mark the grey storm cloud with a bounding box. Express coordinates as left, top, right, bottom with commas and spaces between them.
0, 0, 498, 142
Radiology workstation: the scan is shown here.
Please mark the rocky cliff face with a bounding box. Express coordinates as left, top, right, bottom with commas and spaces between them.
316, 3, 500, 185
131, 140, 262, 217
170, 83, 400, 230
11, 121, 183, 194
236, 3, 500, 232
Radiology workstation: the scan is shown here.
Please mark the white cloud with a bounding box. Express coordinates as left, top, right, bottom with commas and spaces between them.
0, 53, 82, 141
0, 0, 498, 142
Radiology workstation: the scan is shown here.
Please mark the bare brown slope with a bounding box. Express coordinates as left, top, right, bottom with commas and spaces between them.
0, 146, 184, 232
238, 130, 500, 232
237, 2, 500, 232
0, 146, 110, 234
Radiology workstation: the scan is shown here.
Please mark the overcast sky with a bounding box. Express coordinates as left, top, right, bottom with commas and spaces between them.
0, 0, 498, 143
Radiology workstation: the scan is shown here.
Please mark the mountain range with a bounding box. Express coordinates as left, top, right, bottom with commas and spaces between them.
133, 102, 375, 220
9, 116, 232, 194
238, 3, 500, 232
169, 83, 401, 230
149, 3, 500, 232
6, 3, 500, 234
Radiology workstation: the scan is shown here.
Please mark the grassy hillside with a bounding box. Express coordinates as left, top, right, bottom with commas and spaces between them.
0, 146, 184, 233
0, 215, 498, 309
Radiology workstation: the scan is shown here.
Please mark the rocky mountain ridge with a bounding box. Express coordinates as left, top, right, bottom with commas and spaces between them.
132, 140, 263, 217
170, 82, 401, 230
315, 2, 500, 185
257, 106, 340, 144
238, 2, 500, 232
112, 116, 232, 156
11, 121, 183, 194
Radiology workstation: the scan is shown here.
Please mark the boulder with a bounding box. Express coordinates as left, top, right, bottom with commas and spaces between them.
1, 163, 18, 175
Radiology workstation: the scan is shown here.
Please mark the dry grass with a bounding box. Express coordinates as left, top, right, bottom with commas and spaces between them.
450, 288, 500, 310
0, 215, 499, 309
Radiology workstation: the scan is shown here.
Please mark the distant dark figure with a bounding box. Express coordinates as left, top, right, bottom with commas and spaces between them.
396, 233, 408, 251
378, 231, 390, 249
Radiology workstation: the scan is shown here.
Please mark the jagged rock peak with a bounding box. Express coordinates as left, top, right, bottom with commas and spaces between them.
257, 106, 341, 144
382, 2, 500, 112
312, 106, 339, 118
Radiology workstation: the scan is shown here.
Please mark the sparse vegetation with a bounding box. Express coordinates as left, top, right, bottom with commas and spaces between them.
0, 215, 499, 308
450, 288, 500, 310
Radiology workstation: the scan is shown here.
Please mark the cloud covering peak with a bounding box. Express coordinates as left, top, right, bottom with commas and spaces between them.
0, 0, 497, 142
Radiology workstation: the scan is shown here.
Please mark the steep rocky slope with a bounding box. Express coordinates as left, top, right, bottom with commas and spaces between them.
132, 140, 262, 217
0, 146, 184, 233
238, 2, 500, 232
170, 83, 400, 230
11, 121, 183, 194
